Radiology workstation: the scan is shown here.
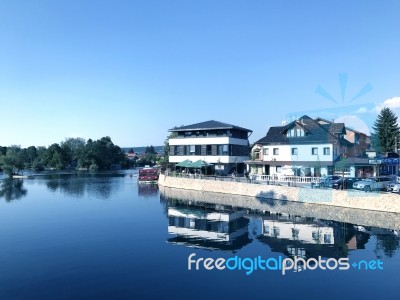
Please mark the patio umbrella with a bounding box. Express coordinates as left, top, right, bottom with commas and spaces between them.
175, 159, 193, 168
189, 160, 212, 168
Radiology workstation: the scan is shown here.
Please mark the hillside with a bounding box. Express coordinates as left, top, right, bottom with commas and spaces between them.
122, 146, 164, 155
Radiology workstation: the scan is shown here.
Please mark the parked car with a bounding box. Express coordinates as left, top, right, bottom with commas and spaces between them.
352, 176, 395, 192
319, 175, 342, 188
332, 177, 358, 190
386, 182, 400, 193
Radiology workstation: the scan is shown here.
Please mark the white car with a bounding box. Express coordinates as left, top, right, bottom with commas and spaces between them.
387, 182, 400, 193
352, 176, 394, 192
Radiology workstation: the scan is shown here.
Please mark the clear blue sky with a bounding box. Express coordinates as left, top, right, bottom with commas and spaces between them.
1, 0, 399, 147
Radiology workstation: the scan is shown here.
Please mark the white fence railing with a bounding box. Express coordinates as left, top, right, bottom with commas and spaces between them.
253, 174, 321, 183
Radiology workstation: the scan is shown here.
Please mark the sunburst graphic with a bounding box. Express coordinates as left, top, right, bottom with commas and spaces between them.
284, 73, 376, 135
315, 73, 373, 104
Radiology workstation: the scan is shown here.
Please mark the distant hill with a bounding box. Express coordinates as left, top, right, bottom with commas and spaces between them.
122, 146, 164, 155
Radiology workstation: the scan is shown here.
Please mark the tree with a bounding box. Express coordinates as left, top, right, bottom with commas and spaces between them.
77, 136, 127, 170
163, 131, 178, 167
314, 156, 321, 177
145, 145, 156, 154
32, 146, 47, 171
372, 107, 400, 154
335, 157, 348, 189
0, 146, 25, 177
23, 146, 38, 169
61, 137, 86, 167
138, 146, 157, 166
0, 146, 7, 156
46, 143, 68, 170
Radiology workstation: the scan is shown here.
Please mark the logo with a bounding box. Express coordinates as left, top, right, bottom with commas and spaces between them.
188, 253, 383, 275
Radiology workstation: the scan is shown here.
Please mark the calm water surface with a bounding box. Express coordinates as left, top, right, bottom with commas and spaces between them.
0, 172, 399, 300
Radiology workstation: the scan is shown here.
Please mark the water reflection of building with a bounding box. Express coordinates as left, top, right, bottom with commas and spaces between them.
161, 193, 398, 259
138, 183, 159, 197
166, 199, 251, 251
251, 212, 370, 259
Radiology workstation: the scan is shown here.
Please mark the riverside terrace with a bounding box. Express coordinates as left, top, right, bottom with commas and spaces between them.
158, 173, 400, 213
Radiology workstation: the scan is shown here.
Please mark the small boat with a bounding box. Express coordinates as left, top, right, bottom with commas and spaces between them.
138, 167, 159, 183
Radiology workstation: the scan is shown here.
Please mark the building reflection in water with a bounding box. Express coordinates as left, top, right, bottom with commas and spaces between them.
162, 195, 399, 259
166, 199, 251, 252
250, 212, 370, 259
138, 183, 159, 197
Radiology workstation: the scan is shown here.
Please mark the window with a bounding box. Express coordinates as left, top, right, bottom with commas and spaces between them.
222, 145, 229, 155
324, 234, 332, 244
264, 225, 270, 235
286, 127, 305, 137
253, 149, 260, 160
190, 145, 195, 155
195, 145, 201, 155
296, 128, 304, 137
218, 145, 229, 155
263, 148, 269, 156
276, 166, 282, 173
184, 131, 192, 137
183, 145, 190, 155
312, 231, 320, 241
312, 147, 318, 155
323, 147, 330, 155
273, 226, 280, 237
273, 148, 279, 155
174, 146, 178, 155
206, 145, 212, 155
292, 228, 300, 239
217, 145, 222, 155
291, 148, 298, 155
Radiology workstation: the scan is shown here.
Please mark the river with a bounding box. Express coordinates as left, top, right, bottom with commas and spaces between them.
0, 172, 399, 299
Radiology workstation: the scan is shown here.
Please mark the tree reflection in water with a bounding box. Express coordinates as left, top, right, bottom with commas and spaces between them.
0, 178, 28, 202
43, 173, 124, 199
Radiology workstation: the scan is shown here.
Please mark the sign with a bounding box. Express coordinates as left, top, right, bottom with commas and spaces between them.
369, 159, 382, 164
382, 158, 400, 164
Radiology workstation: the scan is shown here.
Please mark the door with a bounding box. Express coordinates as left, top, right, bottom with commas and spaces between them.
264, 165, 270, 175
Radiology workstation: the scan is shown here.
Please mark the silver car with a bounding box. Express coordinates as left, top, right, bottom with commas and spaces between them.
352, 176, 394, 192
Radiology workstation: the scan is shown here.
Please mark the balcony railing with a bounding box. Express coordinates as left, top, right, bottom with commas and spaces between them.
163, 171, 321, 186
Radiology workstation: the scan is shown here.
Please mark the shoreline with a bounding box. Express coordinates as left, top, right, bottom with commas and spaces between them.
158, 174, 400, 214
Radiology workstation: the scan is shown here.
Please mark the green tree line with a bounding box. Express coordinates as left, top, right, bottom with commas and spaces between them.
0, 136, 130, 177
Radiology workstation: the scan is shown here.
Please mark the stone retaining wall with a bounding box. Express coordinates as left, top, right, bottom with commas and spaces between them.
159, 186, 400, 230
158, 174, 400, 213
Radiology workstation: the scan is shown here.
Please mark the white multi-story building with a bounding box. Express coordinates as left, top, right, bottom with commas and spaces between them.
246, 115, 355, 177
168, 120, 252, 174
